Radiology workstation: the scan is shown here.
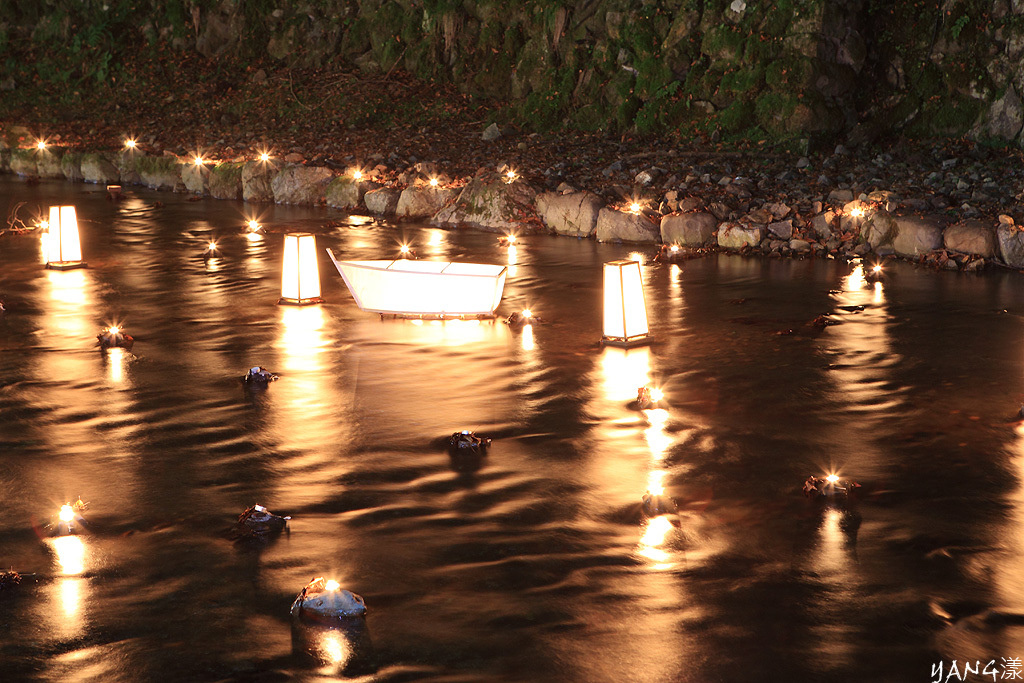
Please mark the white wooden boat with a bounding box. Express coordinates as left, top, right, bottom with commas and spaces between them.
327, 249, 507, 317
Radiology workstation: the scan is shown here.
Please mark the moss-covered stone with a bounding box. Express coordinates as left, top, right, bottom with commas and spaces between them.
60, 151, 84, 182
209, 161, 244, 200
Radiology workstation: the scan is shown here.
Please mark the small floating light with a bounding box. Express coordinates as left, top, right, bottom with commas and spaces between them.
849, 206, 865, 219
279, 232, 324, 305
825, 474, 839, 484
429, 177, 439, 187
124, 138, 137, 150
872, 264, 882, 274
324, 579, 340, 592
193, 155, 205, 167
399, 244, 414, 258
259, 151, 271, 163
629, 202, 642, 214
59, 504, 74, 523
352, 170, 363, 181
36, 139, 47, 151
601, 259, 650, 347
650, 387, 664, 403
521, 309, 532, 320
506, 234, 516, 245
246, 219, 260, 233
505, 169, 517, 183
207, 240, 218, 253
670, 244, 680, 254
44, 206, 87, 270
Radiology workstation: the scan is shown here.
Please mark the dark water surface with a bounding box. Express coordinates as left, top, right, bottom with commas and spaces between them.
3, 177, 1024, 682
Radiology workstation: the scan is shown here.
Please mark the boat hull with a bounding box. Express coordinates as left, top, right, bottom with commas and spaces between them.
327, 250, 507, 317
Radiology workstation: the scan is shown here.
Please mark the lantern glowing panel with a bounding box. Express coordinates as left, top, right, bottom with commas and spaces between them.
44, 205, 86, 270
602, 259, 650, 347
279, 232, 324, 305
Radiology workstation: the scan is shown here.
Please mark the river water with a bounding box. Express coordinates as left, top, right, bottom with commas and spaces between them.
2, 177, 1024, 682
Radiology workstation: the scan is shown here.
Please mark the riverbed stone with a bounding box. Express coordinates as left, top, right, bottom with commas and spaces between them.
241, 161, 275, 202
60, 152, 84, 182
79, 153, 119, 184
325, 177, 378, 209
36, 149, 64, 178
768, 219, 793, 239
893, 215, 944, 257
209, 161, 243, 200
364, 186, 401, 215
535, 190, 602, 237
997, 223, 1024, 268
595, 208, 660, 243
396, 185, 456, 219
790, 238, 811, 252
432, 171, 539, 233
811, 211, 835, 238
138, 156, 184, 191
861, 210, 899, 249
182, 163, 208, 194
718, 222, 765, 249
945, 219, 996, 257
271, 164, 334, 205
0, 149, 10, 172
9, 149, 37, 176
660, 211, 717, 246
117, 150, 143, 185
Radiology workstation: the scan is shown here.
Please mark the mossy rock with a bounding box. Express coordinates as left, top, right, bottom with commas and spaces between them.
61, 151, 85, 182
35, 148, 64, 178
137, 156, 184, 191
9, 148, 38, 176
209, 161, 244, 200
80, 153, 120, 184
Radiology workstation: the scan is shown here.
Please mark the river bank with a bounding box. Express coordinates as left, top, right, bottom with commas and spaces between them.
5, 56, 1024, 273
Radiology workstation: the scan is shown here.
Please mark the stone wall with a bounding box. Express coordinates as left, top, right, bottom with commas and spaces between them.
5, 1, 1024, 143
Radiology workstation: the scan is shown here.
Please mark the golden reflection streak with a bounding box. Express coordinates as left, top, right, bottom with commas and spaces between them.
318, 630, 352, 667
637, 515, 674, 568
521, 323, 535, 352
51, 535, 85, 575
845, 263, 866, 291
815, 507, 846, 573
107, 347, 126, 384
60, 577, 82, 619
599, 346, 651, 402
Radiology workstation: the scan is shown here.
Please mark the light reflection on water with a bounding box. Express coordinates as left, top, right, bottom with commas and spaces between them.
5, 179, 1024, 681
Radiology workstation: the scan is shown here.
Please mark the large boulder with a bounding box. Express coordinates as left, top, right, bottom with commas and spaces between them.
660, 211, 717, 246
138, 156, 184, 191
945, 220, 996, 257
432, 172, 539, 233
893, 215, 944, 257
860, 210, 898, 249
242, 160, 275, 202
209, 162, 243, 200
997, 223, 1024, 268
396, 185, 456, 219
717, 222, 765, 249
116, 150, 143, 185
9, 149, 37, 176
271, 164, 333, 205
80, 153, 119, 184
364, 187, 401, 215
182, 163, 208, 194
36, 149, 64, 178
595, 208, 660, 243
535, 191, 603, 237
326, 177, 378, 210
61, 152, 84, 182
